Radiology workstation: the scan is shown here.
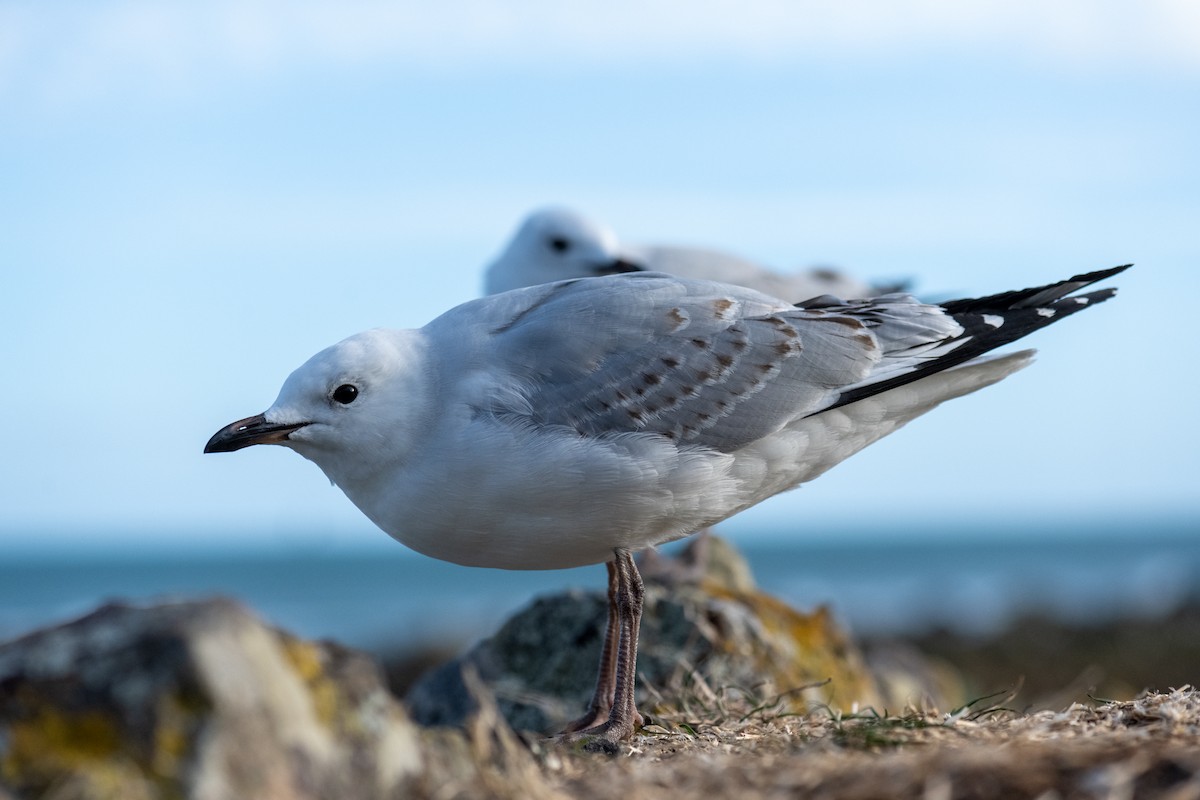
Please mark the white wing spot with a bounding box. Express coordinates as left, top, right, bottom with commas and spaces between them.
982, 314, 1004, 328
1037, 308, 1056, 317
1075, 296, 1090, 305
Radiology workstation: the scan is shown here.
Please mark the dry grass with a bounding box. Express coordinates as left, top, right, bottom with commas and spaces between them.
536, 685, 1200, 799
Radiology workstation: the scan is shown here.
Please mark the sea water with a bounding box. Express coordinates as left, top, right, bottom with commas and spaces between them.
1, 520, 1197, 653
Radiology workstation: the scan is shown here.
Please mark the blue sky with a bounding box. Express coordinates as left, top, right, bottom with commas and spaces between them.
2, 1, 1197, 553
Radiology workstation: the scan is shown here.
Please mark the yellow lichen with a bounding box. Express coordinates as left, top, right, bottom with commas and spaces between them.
702, 583, 882, 712
281, 636, 340, 727
8, 708, 121, 764
2, 707, 123, 792
150, 692, 196, 780
282, 637, 324, 683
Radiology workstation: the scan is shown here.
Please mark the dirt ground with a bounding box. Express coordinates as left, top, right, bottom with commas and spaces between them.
540, 686, 1200, 800
387, 596, 1200, 799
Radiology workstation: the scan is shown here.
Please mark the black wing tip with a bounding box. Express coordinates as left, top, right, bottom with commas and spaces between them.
1036, 286, 1118, 321
940, 264, 1130, 315
1012, 264, 1129, 310
824, 266, 1127, 413
1062, 263, 1132, 285
1056, 263, 1128, 296
1060, 283, 1119, 304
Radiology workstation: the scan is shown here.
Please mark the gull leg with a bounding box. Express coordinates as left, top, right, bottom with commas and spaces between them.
561, 548, 645, 749
562, 559, 620, 732
608, 548, 646, 734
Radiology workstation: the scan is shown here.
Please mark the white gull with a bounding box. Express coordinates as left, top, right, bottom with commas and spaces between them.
206, 264, 1127, 749
483, 206, 901, 300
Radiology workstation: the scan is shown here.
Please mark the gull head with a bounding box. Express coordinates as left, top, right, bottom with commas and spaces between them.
483, 206, 643, 294
204, 328, 431, 488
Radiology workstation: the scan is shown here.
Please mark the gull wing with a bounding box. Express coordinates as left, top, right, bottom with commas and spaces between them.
463, 267, 1125, 454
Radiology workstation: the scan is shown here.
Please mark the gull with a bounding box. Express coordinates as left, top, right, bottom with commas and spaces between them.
484, 206, 906, 581
206, 264, 1127, 749
483, 206, 901, 300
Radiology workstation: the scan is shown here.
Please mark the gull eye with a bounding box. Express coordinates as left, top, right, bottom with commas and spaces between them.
548, 236, 571, 254
332, 384, 359, 405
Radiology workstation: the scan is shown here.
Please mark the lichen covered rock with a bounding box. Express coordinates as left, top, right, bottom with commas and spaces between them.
0, 598, 551, 800
407, 536, 886, 733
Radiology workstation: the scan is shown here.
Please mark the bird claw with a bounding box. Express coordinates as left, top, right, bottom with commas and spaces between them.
555, 705, 645, 752
554, 717, 641, 755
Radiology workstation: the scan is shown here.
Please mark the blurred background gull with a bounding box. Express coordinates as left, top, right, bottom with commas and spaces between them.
1, 1, 1197, 653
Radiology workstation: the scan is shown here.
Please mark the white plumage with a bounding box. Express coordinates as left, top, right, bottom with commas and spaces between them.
484, 206, 897, 300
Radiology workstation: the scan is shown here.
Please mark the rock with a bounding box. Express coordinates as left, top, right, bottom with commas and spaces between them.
0, 598, 553, 800
695, 533, 757, 594
865, 640, 970, 711
636, 531, 756, 592
407, 536, 886, 733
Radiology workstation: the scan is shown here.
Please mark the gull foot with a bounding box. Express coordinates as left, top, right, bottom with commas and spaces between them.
555, 716, 642, 755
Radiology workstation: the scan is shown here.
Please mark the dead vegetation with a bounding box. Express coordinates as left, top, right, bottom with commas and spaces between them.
537, 685, 1200, 799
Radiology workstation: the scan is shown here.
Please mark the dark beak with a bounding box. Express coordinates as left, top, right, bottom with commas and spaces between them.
593, 257, 645, 276
204, 414, 309, 454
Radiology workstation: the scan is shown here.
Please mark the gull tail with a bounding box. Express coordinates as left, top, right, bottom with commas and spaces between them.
794, 348, 1037, 485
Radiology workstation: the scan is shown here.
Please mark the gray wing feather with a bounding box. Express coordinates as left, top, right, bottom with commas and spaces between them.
436, 268, 1121, 453
478, 275, 953, 453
